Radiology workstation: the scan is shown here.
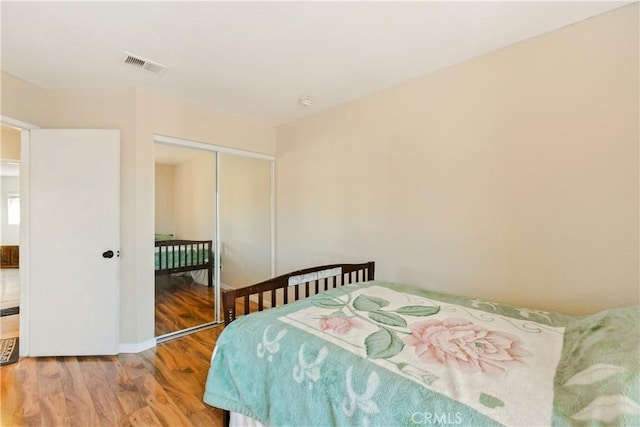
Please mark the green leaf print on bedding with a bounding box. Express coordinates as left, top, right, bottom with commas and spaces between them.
353, 295, 390, 311
365, 327, 404, 359
395, 305, 441, 316
368, 310, 407, 327
479, 393, 505, 409
311, 297, 347, 309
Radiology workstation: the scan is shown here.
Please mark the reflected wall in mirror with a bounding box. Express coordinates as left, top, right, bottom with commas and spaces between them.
154, 143, 216, 337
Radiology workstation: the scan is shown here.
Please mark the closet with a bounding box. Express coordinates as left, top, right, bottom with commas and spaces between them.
153, 135, 273, 339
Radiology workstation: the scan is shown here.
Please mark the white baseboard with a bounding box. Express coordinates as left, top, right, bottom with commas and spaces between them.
251, 294, 273, 309
118, 338, 156, 354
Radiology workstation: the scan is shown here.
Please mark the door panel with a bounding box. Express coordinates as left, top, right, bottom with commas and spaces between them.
154, 143, 217, 337
29, 129, 120, 356
219, 153, 272, 289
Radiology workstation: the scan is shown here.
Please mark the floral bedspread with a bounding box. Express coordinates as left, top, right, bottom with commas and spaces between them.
203, 281, 639, 426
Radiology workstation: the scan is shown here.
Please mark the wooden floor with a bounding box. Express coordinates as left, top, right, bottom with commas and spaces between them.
1, 326, 225, 427
0, 273, 218, 342
155, 275, 217, 337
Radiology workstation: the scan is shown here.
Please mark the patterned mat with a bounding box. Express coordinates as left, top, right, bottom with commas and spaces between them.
0, 337, 19, 366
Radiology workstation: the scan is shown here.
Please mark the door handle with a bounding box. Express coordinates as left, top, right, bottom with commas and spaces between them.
102, 250, 114, 259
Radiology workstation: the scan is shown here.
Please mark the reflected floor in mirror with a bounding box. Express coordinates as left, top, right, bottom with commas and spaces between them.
155, 274, 216, 337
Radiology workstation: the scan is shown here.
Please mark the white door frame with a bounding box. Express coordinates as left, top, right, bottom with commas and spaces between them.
1, 115, 39, 357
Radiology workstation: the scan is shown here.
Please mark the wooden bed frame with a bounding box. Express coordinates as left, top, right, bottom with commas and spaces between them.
154, 239, 214, 287
219, 261, 374, 426
221, 261, 375, 325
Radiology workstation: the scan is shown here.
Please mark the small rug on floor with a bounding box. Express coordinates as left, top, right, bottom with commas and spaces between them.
0, 337, 19, 366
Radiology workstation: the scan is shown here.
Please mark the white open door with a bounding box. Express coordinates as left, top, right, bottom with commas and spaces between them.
28, 129, 120, 356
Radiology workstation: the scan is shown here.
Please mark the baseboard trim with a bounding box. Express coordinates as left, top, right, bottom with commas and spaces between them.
118, 338, 156, 354
250, 294, 273, 309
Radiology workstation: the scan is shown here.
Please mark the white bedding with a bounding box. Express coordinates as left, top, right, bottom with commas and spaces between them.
188, 269, 209, 286
230, 412, 264, 427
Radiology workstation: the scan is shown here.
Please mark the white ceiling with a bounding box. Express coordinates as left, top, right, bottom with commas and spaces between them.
1, 1, 630, 126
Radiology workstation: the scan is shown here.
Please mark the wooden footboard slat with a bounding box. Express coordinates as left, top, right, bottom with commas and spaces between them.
222, 262, 375, 325
243, 295, 250, 315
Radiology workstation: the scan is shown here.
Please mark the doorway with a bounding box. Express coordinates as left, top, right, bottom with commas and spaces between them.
0, 125, 21, 352
153, 134, 274, 340
0, 117, 38, 358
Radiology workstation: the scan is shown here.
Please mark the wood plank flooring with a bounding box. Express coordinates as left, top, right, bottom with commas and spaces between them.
155, 275, 216, 337
1, 273, 219, 341
1, 314, 19, 340
1, 327, 225, 427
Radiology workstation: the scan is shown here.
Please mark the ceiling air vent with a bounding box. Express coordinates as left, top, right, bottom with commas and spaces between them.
122, 52, 168, 76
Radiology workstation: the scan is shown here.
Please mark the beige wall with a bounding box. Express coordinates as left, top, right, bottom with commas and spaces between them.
154, 164, 175, 235
1, 72, 276, 348
219, 154, 272, 288
1, 126, 21, 161
173, 152, 216, 241
0, 127, 21, 245
0, 72, 47, 126
276, 4, 639, 315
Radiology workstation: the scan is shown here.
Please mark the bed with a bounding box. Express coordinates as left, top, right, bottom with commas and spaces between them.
154, 234, 213, 287
203, 262, 640, 426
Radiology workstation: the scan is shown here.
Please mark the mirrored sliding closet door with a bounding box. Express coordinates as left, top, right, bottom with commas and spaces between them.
218, 153, 272, 292
154, 143, 217, 337
154, 136, 274, 340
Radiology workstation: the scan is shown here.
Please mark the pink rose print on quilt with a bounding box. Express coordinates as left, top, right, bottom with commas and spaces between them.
403, 318, 531, 375
319, 316, 360, 335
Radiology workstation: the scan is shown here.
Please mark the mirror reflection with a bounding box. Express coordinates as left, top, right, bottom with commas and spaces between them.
154, 143, 273, 337
218, 153, 272, 290
154, 144, 216, 336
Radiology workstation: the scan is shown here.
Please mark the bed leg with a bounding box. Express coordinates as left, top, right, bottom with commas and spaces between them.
223, 409, 230, 427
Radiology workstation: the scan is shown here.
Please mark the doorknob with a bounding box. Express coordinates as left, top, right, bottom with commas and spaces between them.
102, 250, 114, 259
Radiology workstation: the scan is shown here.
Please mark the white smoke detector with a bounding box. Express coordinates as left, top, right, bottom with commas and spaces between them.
122, 52, 168, 75
298, 96, 313, 106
